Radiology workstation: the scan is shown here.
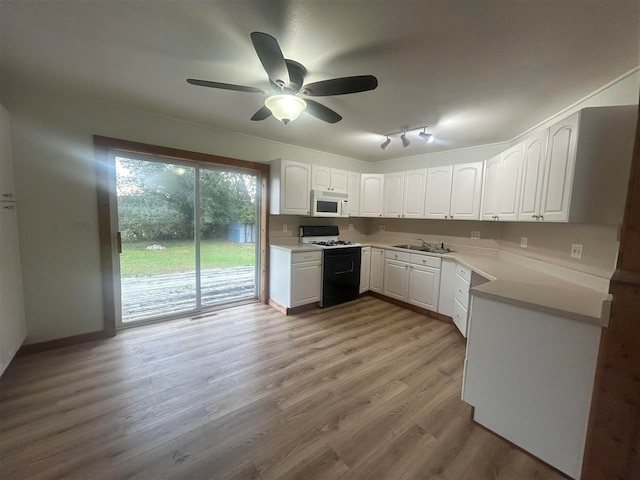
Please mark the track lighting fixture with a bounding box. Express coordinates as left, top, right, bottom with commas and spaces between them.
380, 136, 391, 150
400, 131, 411, 148
419, 128, 433, 143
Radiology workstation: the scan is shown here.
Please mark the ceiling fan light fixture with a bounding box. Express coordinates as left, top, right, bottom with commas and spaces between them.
264, 94, 307, 124
401, 131, 411, 148
380, 136, 391, 150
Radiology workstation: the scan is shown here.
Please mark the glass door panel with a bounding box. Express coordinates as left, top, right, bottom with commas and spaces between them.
116, 156, 196, 323
199, 169, 258, 307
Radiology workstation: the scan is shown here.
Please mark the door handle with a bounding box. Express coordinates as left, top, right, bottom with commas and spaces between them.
116, 231, 123, 254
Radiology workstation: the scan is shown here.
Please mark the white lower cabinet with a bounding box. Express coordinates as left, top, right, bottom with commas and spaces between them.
408, 264, 440, 311
359, 246, 371, 293
452, 264, 471, 337
437, 259, 457, 317
269, 248, 322, 309
383, 250, 410, 300
369, 248, 385, 293
463, 296, 602, 479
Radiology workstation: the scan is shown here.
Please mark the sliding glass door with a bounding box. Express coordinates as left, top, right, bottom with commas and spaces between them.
114, 153, 258, 325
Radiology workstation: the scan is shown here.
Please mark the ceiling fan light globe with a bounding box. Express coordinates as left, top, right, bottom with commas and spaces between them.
265, 94, 307, 124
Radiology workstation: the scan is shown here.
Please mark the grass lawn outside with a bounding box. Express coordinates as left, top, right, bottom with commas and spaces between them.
121, 240, 255, 277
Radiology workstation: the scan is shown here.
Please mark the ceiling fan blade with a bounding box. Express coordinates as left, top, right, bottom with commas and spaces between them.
187, 79, 266, 94
305, 99, 342, 124
250, 105, 272, 121
250, 32, 290, 86
302, 75, 378, 96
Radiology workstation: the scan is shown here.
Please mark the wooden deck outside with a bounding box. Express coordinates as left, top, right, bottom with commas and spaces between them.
121, 266, 256, 322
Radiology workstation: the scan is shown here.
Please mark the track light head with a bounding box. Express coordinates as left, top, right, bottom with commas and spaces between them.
400, 132, 410, 148
380, 136, 391, 150
419, 130, 433, 143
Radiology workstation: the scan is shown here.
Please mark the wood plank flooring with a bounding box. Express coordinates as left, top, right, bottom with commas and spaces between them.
0, 296, 566, 480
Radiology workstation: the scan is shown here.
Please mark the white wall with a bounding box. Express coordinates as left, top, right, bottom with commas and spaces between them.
2, 84, 364, 343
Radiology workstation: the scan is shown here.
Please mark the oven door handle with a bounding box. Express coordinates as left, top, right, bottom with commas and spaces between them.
334, 262, 355, 275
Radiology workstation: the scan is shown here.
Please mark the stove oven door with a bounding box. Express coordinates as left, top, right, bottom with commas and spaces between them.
321, 247, 361, 307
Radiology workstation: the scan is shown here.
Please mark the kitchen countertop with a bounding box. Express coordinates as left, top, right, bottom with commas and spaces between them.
270, 241, 612, 327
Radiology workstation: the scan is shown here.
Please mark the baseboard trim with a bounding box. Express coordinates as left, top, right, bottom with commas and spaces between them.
268, 299, 319, 316
366, 291, 453, 324
17, 330, 113, 355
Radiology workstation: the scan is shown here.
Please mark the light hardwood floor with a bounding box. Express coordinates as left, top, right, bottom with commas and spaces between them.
0, 296, 566, 480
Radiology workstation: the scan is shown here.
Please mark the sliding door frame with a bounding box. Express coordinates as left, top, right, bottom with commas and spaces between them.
94, 135, 270, 336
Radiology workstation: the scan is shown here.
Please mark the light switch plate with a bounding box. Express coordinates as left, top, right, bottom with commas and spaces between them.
470, 231, 480, 239
348, 223, 354, 231
282, 224, 287, 232
379, 225, 385, 231
571, 244, 583, 259
520, 237, 528, 248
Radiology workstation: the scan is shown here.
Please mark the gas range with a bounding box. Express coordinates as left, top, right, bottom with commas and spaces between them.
300, 226, 362, 308
299, 226, 361, 249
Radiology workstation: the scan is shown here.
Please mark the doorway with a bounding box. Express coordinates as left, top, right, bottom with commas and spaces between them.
94, 136, 269, 334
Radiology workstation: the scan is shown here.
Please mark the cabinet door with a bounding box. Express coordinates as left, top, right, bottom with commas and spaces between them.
540, 112, 579, 222
281, 160, 311, 215
360, 174, 384, 217
311, 165, 331, 191
359, 247, 371, 293
408, 264, 440, 311
518, 130, 549, 221
383, 259, 409, 301
480, 154, 502, 221
437, 259, 456, 317
348, 172, 361, 216
424, 166, 453, 219
330, 168, 348, 193
0, 202, 26, 374
402, 169, 426, 218
383, 172, 404, 218
497, 142, 525, 221
450, 162, 483, 220
370, 248, 385, 293
0, 106, 16, 201
291, 262, 321, 307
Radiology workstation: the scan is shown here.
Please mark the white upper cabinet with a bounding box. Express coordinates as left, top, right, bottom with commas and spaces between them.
480, 154, 502, 221
450, 162, 483, 220
311, 165, 348, 193
539, 113, 579, 222
518, 130, 549, 221
360, 174, 384, 217
402, 169, 426, 219
270, 159, 311, 215
497, 142, 525, 221
424, 165, 453, 219
383, 172, 404, 218
348, 171, 361, 216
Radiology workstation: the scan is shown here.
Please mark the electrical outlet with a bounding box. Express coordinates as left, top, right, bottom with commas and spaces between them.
470, 231, 480, 239
520, 237, 528, 248
282, 224, 287, 232
74, 218, 90, 231
348, 223, 354, 231
379, 224, 385, 231
571, 244, 583, 259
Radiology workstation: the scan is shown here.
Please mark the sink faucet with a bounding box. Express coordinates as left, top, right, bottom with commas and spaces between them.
417, 238, 428, 247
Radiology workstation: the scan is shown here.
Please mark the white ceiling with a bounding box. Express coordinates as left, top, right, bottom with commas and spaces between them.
1, 1, 638, 162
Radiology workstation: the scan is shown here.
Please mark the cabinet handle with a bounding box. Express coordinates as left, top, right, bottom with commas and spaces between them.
444, 215, 448, 219
539, 215, 543, 220
2, 193, 14, 198
3, 204, 15, 210
532, 215, 537, 219
450, 215, 454, 219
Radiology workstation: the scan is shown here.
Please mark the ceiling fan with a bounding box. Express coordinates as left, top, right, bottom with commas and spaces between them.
187, 32, 378, 125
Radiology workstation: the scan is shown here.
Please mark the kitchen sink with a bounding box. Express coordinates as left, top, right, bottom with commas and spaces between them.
392, 244, 455, 254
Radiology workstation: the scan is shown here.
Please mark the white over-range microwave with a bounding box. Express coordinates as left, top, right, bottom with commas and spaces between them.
311, 189, 349, 217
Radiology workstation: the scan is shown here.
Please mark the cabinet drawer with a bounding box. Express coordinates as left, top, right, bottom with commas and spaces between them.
456, 263, 472, 282
454, 274, 470, 307
291, 251, 322, 264
452, 298, 468, 337
385, 249, 411, 263
410, 254, 441, 268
